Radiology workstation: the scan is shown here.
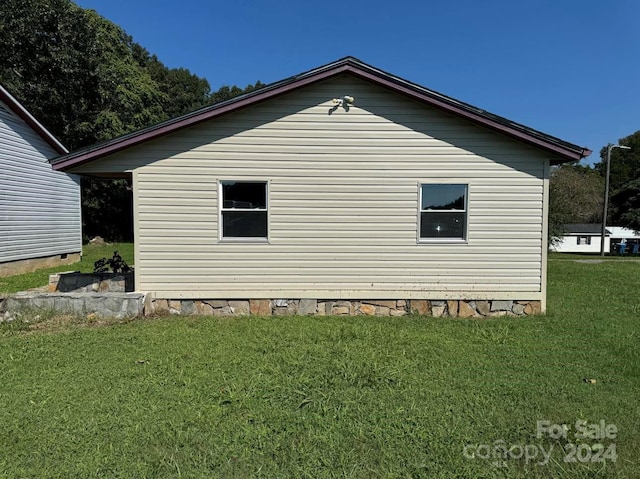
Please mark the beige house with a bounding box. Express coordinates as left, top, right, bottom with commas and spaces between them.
52, 58, 590, 317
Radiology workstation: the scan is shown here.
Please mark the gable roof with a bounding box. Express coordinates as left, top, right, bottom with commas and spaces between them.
0, 84, 68, 155
51, 56, 590, 171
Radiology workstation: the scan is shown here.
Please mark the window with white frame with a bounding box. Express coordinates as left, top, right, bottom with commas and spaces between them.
220, 181, 268, 239
419, 184, 467, 240
577, 236, 591, 245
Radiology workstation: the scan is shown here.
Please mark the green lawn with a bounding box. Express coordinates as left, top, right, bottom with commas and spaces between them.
0, 243, 134, 294
0, 259, 638, 477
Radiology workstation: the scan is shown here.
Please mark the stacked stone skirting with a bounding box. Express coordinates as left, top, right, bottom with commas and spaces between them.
149, 299, 542, 317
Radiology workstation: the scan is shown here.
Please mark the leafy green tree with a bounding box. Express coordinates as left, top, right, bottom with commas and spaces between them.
81, 177, 133, 242
611, 179, 640, 231
210, 81, 264, 104
1, 0, 264, 240
548, 164, 604, 244
594, 132, 640, 193
593, 131, 640, 231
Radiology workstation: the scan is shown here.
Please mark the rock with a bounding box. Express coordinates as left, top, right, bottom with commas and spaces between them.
204, 300, 229, 309
524, 301, 542, 315
432, 305, 446, 317
298, 299, 317, 315
512, 303, 525, 315
359, 304, 376, 316
367, 300, 397, 308
332, 306, 350, 315
491, 300, 513, 312
154, 299, 169, 314
332, 301, 353, 315
229, 300, 250, 315
197, 301, 215, 315
213, 306, 234, 316
458, 301, 476, 318
475, 300, 490, 316
411, 300, 431, 315
143, 294, 154, 316
317, 302, 329, 316
250, 299, 271, 315
375, 306, 390, 316
397, 300, 406, 308
273, 303, 298, 316
390, 309, 406, 316
490, 311, 509, 317
447, 300, 459, 318
169, 300, 181, 315
89, 236, 106, 245
181, 301, 196, 315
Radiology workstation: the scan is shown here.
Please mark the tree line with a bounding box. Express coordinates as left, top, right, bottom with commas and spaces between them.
1, 0, 262, 240
2, 1, 639, 243
550, 130, 640, 243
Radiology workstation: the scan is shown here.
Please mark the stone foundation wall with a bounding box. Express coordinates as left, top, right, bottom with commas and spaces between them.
0, 253, 81, 278
148, 298, 542, 317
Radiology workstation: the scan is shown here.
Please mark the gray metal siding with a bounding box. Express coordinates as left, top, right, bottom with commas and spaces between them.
0, 104, 81, 263
73, 75, 552, 299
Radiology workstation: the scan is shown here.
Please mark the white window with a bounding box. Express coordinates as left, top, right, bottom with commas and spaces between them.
419, 184, 467, 241
220, 181, 268, 240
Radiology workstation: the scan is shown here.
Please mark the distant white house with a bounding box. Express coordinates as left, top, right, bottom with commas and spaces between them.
0, 85, 82, 276
552, 224, 640, 254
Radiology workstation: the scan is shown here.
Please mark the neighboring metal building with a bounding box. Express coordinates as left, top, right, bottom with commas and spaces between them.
0, 85, 82, 276
52, 57, 590, 313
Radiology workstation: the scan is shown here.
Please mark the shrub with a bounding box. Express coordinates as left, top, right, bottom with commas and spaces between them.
93, 251, 131, 274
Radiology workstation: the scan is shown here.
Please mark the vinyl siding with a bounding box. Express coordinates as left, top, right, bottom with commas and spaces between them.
73, 74, 552, 299
0, 104, 81, 263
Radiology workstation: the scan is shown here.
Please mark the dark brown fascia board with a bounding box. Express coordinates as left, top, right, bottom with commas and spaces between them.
52, 63, 352, 170
345, 65, 592, 162
52, 57, 590, 170
0, 84, 68, 155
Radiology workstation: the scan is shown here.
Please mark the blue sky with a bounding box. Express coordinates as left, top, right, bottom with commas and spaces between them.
74, 0, 639, 165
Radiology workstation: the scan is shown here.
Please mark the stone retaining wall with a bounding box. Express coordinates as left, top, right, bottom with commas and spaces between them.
149, 298, 542, 317
48, 271, 134, 293
1, 292, 147, 320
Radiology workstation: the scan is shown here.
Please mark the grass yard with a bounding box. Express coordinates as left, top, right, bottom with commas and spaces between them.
0, 243, 134, 294
0, 259, 638, 477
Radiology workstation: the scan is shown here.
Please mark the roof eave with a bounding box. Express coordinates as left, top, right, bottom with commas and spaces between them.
341, 64, 591, 163
0, 85, 68, 155
52, 57, 590, 170
52, 63, 353, 171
